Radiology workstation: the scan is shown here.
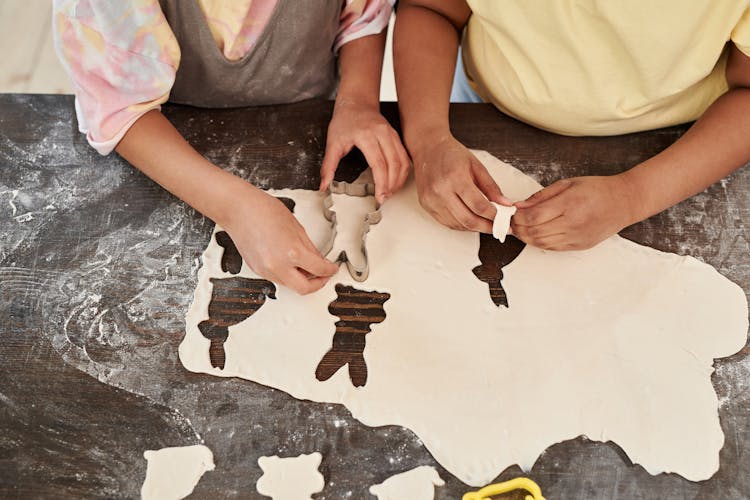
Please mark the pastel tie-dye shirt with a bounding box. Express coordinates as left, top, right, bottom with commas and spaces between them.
53, 0, 394, 154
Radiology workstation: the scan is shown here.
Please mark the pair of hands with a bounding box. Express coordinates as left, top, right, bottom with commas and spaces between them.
229, 117, 635, 294
226, 100, 410, 295
412, 135, 638, 251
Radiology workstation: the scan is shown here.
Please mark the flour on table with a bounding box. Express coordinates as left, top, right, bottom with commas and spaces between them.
256, 452, 325, 499
492, 203, 517, 243
180, 150, 748, 486
140, 445, 214, 500
369, 466, 444, 500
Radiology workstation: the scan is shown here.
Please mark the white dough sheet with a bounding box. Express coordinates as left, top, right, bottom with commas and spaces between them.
180, 150, 749, 486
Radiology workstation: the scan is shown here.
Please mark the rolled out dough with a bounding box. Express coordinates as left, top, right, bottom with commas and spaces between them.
369, 466, 444, 500
180, 151, 748, 486
140, 445, 214, 500
256, 452, 325, 499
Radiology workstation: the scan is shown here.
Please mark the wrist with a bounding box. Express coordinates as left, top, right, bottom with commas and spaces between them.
404, 124, 452, 160
210, 175, 264, 231
614, 168, 649, 227
334, 91, 379, 111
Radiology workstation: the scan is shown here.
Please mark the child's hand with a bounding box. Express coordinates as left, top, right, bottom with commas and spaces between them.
511, 175, 638, 251
320, 100, 411, 204
412, 135, 511, 233
224, 188, 339, 294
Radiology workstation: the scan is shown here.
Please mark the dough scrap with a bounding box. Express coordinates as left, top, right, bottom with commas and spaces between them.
141, 444, 214, 500
369, 465, 444, 500
256, 452, 325, 499
492, 203, 517, 243
180, 151, 748, 486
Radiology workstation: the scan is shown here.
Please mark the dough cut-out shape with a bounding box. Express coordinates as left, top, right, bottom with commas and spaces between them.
369, 465, 445, 500
491, 203, 517, 243
141, 445, 215, 500
181, 151, 748, 486
256, 452, 325, 499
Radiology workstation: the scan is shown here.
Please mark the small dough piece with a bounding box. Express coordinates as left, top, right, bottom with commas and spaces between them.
141, 445, 215, 500
369, 466, 445, 500
256, 452, 325, 499
492, 203, 517, 243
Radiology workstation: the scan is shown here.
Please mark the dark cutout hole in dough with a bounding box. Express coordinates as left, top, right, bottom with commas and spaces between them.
472, 234, 526, 308
315, 284, 391, 387
215, 231, 243, 275
199, 277, 277, 369
277, 197, 296, 213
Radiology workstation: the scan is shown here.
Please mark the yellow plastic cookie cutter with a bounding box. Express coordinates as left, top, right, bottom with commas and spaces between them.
462, 477, 545, 500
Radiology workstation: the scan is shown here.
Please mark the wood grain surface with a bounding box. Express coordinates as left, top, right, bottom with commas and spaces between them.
0, 94, 748, 499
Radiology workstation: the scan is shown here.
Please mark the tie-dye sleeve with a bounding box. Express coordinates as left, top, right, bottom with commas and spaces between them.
335, 0, 395, 52
52, 0, 181, 155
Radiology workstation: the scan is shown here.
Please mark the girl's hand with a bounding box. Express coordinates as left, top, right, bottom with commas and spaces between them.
320, 99, 411, 204
412, 134, 511, 234
511, 175, 639, 251
224, 187, 339, 294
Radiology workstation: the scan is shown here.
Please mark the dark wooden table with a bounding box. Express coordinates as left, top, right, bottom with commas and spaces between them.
1, 94, 748, 499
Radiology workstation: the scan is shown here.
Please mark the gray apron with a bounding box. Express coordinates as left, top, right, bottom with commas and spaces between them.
158, 0, 341, 107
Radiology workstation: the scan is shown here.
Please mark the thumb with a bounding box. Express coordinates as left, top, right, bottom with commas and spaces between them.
515, 179, 572, 208
472, 161, 512, 205
297, 247, 339, 278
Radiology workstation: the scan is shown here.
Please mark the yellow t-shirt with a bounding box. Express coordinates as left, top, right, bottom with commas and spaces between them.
463, 0, 750, 136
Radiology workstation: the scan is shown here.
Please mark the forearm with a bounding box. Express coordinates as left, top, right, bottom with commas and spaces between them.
622, 88, 750, 223
324, 29, 411, 201
394, 1, 469, 154
115, 110, 261, 228
337, 32, 386, 107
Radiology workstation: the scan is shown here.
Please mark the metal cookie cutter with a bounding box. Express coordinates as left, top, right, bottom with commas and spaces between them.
321, 179, 382, 282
